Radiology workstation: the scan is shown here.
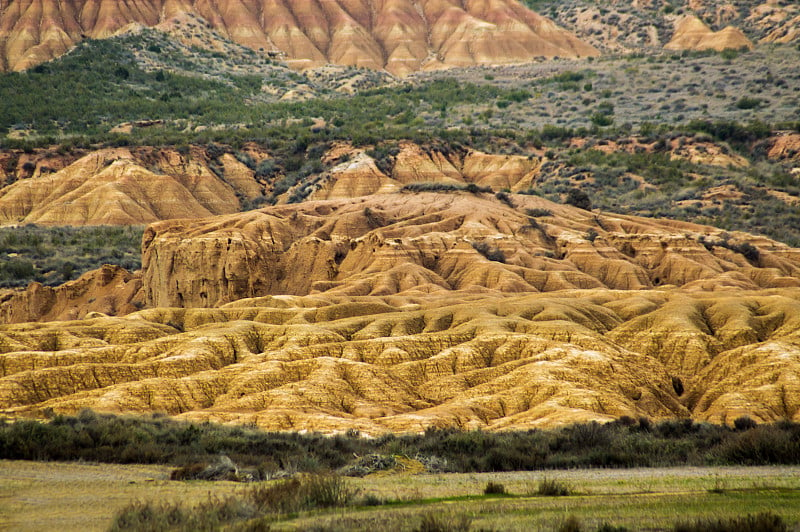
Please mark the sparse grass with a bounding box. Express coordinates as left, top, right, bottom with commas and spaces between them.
4, 459, 800, 531
674, 512, 787, 532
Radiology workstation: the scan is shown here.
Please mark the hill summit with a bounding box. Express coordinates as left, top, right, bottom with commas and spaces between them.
0, 0, 597, 75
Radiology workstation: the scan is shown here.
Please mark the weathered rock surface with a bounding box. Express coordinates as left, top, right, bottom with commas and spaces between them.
0, 265, 143, 324
1, 288, 799, 432
665, 15, 753, 52
141, 192, 800, 309
304, 143, 543, 201
1, 192, 800, 431
0, 146, 265, 225
0, 0, 597, 75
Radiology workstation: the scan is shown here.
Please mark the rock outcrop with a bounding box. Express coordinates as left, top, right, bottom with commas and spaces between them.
2, 288, 799, 432
0, 265, 143, 323
304, 143, 543, 201
1, 191, 800, 431
0, 0, 598, 75
0, 146, 265, 225
140, 192, 800, 308
665, 15, 753, 52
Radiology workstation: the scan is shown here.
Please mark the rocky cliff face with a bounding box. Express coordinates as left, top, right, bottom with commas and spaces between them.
141, 192, 800, 308
0, 265, 143, 323
0, 0, 597, 75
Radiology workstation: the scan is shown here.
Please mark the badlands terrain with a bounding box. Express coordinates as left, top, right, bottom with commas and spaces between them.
0, 0, 799, 434
1, 2, 800, 530
2, 192, 800, 431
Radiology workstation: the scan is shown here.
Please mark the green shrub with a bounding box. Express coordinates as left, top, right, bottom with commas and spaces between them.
735, 97, 762, 110
535, 477, 571, 496
565, 188, 592, 210
483, 481, 506, 495
472, 241, 506, 263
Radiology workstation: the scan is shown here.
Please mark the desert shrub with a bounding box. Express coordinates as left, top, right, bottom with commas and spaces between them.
401, 182, 464, 193
301, 473, 360, 508
495, 191, 515, 207
0, 225, 143, 287
557, 515, 583, 532
5, 413, 800, 474
526, 208, 552, 217
535, 477, 571, 496
483, 481, 506, 495
674, 512, 786, 532
472, 241, 506, 263
733, 416, 758, 431
565, 188, 592, 210
597, 524, 628, 532
710, 425, 800, 465
466, 183, 493, 194
735, 97, 762, 110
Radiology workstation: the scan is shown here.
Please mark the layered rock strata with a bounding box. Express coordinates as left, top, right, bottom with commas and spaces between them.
141, 192, 800, 308
1, 288, 799, 431
0, 0, 598, 75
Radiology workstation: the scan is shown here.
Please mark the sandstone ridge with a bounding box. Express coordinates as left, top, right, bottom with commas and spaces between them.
0, 0, 598, 75
0, 146, 265, 225
142, 192, 800, 308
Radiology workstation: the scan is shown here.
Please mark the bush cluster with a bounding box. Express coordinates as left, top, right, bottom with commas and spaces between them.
3, 412, 800, 473
0, 225, 143, 287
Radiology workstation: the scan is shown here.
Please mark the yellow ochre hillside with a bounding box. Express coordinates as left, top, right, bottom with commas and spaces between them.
0, 0, 597, 74
1, 192, 799, 432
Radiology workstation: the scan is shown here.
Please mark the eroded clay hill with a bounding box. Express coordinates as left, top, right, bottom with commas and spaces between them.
1, 288, 799, 432
0, 137, 763, 227
0, 0, 597, 75
141, 192, 800, 308
2, 192, 800, 431
0, 146, 265, 225
665, 15, 753, 52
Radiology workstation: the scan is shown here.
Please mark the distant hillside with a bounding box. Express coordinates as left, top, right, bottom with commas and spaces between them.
0, 0, 597, 75
525, 0, 799, 53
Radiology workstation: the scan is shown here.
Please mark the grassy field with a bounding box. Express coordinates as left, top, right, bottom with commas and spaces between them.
2, 460, 799, 531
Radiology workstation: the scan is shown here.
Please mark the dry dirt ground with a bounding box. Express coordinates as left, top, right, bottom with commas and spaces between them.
2, 460, 800, 531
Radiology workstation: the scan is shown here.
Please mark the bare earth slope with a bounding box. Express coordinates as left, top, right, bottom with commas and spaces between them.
1, 288, 799, 431
1, 193, 799, 431
0, 146, 265, 225
0, 0, 597, 75
141, 192, 800, 307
